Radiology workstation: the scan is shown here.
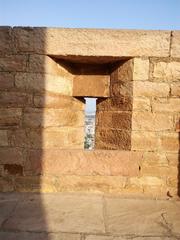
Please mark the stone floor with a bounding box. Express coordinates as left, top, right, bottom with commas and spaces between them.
0, 193, 180, 240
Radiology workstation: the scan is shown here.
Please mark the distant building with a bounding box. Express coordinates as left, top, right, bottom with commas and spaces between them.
84, 112, 95, 149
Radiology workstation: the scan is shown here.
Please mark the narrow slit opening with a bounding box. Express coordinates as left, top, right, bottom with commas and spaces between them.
84, 98, 97, 150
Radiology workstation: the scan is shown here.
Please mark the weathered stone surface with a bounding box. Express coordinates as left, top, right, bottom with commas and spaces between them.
3, 193, 105, 233
0, 27, 13, 55
152, 98, 180, 112
0, 130, 8, 146
171, 31, 180, 57
133, 97, 151, 111
160, 132, 179, 152
171, 82, 180, 96
0, 177, 14, 192
23, 108, 84, 128
105, 198, 180, 236
15, 73, 72, 95
0, 232, 81, 240
142, 152, 169, 167
111, 81, 133, 97
10, 128, 84, 149
133, 81, 170, 97
153, 61, 180, 81
0, 147, 24, 165
0, 92, 32, 107
133, 58, 149, 80
14, 28, 171, 57
25, 150, 141, 177
53, 176, 128, 193
131, 131, 158, 151
0, 55, 28, 72
132, 112, 173, 131
0, 108, 22, 127
0, 198, 18, 225
34, 94, 85, 109
95, 129, 131, 150
0, 72, 14, 89
96, 111, 132, 130
96, 97, 132, 111
73, 75, 110, 97
110, 59, 133, 82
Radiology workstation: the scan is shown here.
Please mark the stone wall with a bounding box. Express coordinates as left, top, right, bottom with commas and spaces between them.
0, 27, 179, 198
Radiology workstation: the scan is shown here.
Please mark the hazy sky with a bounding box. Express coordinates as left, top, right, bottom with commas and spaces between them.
1, 0, 179, 112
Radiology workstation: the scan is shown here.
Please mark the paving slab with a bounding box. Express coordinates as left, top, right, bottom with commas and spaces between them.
0, 193, 180, 240
104, 197, 180, 237
2, 193, 105, 234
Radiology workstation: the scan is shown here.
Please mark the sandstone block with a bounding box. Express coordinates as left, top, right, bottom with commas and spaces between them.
132, 112, 173, 131
13, 27, 34, 52
14, 28, 171, 57
15, 73, 72, 95
0, 27, 13, 55
142, 152, 169, 167
153, 61, 180, 81
160, 132, 179, 152
96, 111, 131, 130
0, 55, 28, 72
0, 108, 22, 127
95, 128, 131, 150
25, 149, 141, 177
171, 82, 180, 97
73, 75, 110, 97
152, 98, 180, 112
171, 31, 180, 57
111, 81, 133, 97
54, 175, 128, 193
0, 177, 14, 192
131, 131, 158, 151
133, 58, 149, 80
166, 153, 179, 166
0, 130, 8, 146
133, 97, 151, 111
110, 59, 133, 82
130, 176, 165, 187
96, 96, 132, 111
133, 81, 170, 97
0, 92, 32, 107
0, 147, 24, 165
10, 128, 84, 149
23, 108, 84, 128
29, 55, 74, 79
0, 72, 14, 89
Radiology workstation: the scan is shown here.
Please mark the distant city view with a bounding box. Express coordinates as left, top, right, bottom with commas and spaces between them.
84, 98, 96, 149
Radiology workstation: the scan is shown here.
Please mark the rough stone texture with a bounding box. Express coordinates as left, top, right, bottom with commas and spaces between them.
15, 73, 72, 95
153, 61, 180, 81
133, 58, 149, 80
171, 31, 180, 57
13, 28, 171, 57
0, 130, 8, 146
0, 27, 180, 197
23, 108, 84, 128
132, 112, 173, 131
24, 150, 142, 177
0, 193, 180, 239
0, 108, 22, 127
73, 75, 110, 97
0, 72, 14, 89
133, 81, 170, 97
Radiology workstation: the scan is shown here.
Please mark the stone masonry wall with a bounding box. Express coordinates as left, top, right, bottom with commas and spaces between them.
0, 27, 179, 198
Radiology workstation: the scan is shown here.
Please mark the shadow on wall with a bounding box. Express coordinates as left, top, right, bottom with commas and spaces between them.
178, 118, 180, 197
0, 27, 48, 235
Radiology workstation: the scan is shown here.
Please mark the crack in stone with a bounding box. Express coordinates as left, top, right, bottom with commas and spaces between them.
1, 200, 19, 229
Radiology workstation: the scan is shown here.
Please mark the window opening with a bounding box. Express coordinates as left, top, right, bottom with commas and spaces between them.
84, 98, 97, 150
